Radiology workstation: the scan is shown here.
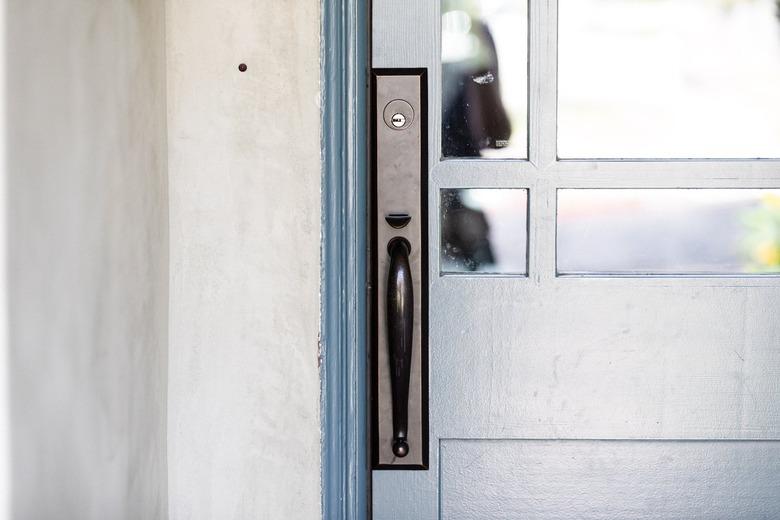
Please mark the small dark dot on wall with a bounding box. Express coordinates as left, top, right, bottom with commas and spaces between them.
238, 63, 247, 72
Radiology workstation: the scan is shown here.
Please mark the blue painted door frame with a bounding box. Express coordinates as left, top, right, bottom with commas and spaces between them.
321, 0, 370, 518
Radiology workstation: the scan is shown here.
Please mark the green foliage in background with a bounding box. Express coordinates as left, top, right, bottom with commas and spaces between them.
743, 194, 780, 271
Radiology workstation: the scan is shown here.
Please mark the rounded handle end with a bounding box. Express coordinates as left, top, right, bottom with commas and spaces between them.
392, 439, 409, 458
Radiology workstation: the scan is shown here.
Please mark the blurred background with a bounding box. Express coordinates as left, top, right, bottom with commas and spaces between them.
441, 0, 780, 276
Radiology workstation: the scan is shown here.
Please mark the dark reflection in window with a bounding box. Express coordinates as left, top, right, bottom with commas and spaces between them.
441, 189, 528, 274
442, 1, 527, 158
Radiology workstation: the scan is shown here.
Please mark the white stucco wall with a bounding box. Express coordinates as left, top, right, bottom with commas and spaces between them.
6, 1, 169, 518
0, 3, 8, 516
166, 1, 322, 518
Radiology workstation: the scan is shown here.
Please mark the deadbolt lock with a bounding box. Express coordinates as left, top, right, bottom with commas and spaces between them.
383, 99, 414, 130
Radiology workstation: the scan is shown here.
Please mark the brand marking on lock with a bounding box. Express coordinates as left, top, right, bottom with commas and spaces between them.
391, 113, 406, 128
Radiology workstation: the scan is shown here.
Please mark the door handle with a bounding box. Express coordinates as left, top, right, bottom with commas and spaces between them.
387, 237, 413, 457
373, 69, 428, 469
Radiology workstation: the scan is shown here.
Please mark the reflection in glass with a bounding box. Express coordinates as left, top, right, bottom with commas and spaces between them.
441, 189, 528, 274
558, 0, 780, 158
441, 0, 528, 158
557, 189, 780, 274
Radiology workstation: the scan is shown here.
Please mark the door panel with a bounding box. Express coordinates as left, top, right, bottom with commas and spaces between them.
430, 279, 780, 439
441, 440, 780, 519
371, 0, 780, 517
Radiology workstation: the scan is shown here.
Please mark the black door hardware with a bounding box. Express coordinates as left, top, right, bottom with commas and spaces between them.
386, 237, 413, 457
372, 69, 428, 470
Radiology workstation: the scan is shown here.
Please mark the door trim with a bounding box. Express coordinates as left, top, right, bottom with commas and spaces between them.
321, 0, 370, 518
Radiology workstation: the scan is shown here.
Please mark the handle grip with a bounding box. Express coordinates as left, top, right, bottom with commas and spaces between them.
387, 237, 414, 458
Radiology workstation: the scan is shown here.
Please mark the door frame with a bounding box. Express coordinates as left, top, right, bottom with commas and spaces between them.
320, 0, 371, 518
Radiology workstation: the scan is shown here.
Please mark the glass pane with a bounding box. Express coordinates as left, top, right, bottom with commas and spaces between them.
558, 0, 780, 158
441, 188, 528, 274
557, 189, 780, 274
441, 0, 528, 158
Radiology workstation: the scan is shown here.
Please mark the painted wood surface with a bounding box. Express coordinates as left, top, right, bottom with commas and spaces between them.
441, 439, 780, 519
372, 0, 780, 517
321, 0, 370, 517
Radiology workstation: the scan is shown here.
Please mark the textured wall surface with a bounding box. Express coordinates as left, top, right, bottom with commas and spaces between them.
6, 1, 169, 518
166, 1, 322, 518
